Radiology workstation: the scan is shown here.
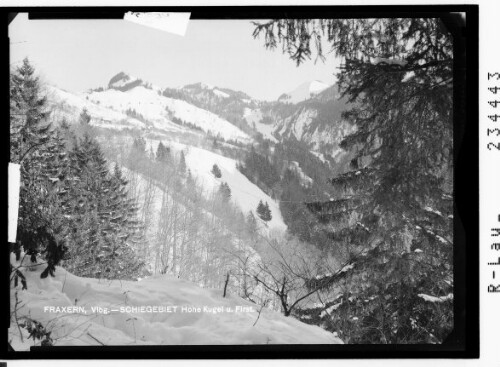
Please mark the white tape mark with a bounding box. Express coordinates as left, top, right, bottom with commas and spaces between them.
8, 163, 21, 243
124, 12, 191, 37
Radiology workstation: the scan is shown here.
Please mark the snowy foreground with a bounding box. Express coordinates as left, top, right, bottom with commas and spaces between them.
10, 262, 342, 349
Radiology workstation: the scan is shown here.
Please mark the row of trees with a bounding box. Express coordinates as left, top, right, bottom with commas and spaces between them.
62, 135, 146, 279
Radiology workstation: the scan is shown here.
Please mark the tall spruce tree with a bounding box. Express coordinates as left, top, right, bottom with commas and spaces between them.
262, 202, 272, 222
256, 200, 265, 220
253, 18, 454, 343
10, 58, 69, 277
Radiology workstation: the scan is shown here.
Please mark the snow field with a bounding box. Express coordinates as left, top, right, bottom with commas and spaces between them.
10, 259, 343, 348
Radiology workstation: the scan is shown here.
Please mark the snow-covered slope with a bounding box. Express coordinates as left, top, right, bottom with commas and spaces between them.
46, 86, 146, 130
87, 86, 250, 142
276, 105, 355, 155
10, 260, 342, 348
147, 140, 287, 233
243, 107, 278, 143
46, 79, 251, 143
160, 82, 258, 135
109, 163, 263, 282
244, 84, 354, 163
278, 108, 318, 139
278, 80, 330, 104
184, 145, 286, 232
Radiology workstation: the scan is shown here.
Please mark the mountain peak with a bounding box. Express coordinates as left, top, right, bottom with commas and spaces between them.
308, 80, 330, 94
108, 71, 132, 86
108, 72, 146, 92
278, 80, 331, 104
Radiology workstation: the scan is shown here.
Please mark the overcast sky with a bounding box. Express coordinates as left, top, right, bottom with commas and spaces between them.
9, 14, 339, 101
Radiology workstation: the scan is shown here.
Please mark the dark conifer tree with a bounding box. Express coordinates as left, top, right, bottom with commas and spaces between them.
10, 58, 69, 277
218, 182, 231, 202
256, 200, 272, 222
253, 18, 454, 343
256, 200, 265, 219
263, 202, 272, 222
211, 163, 222, 178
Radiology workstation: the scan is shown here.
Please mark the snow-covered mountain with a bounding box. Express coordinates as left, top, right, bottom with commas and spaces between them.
47, 70, 354, 175
47, 69, 356, 168
160, 82, 258, 136
45, 77, 285, 234
67, 73, 351, 161
245, 84, 355, 164
47, 73, 251, 143
46, 71, 354, 212
87, 85, 250, 142
278, 80, 330, 104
